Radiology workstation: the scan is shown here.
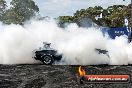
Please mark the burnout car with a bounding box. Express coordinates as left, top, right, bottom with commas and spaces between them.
33, 42, 62, 65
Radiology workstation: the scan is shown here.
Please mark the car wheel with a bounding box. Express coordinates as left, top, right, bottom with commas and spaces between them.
42, 55, 53, 65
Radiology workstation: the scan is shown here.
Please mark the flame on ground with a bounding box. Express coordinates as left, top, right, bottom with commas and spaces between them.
78, 66, 86, 76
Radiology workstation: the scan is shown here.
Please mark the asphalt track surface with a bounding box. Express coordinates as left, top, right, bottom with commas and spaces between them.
0, 65, 132, 88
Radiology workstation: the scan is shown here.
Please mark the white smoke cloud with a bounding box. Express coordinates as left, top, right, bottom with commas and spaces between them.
0, 19, 132, 65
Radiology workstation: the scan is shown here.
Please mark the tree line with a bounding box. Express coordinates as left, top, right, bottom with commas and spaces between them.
0, 0, 39, 24
58, 5, 131, 27
0, 0, 131, 28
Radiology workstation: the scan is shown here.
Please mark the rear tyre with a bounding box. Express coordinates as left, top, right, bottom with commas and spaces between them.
42, 55, 53, 65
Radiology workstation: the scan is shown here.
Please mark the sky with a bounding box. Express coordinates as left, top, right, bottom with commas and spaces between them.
6, 0, 131, 18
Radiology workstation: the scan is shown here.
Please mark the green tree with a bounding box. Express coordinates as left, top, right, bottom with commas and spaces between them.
3, 0, 39, 24
0, 0, 6, 21
59, 4, 131, 28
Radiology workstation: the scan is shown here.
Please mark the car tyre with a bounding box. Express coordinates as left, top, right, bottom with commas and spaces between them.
42, 55, 53, 65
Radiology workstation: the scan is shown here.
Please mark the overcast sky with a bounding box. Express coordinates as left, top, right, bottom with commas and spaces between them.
6, 0, 131, 18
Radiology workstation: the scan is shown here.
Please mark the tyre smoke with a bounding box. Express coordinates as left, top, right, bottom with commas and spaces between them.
0, 19, 131, 65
